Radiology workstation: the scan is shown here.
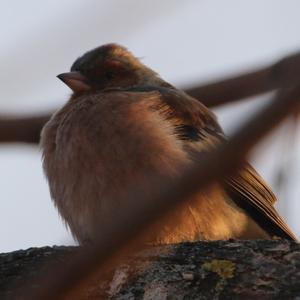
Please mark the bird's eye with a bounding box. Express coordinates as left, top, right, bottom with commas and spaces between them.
105, 71, 115, 80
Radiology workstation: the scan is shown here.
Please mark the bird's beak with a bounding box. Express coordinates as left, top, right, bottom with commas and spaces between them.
57, 71, 90, 93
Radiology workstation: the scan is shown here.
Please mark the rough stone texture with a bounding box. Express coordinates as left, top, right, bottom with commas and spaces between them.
1, 240, 300, 299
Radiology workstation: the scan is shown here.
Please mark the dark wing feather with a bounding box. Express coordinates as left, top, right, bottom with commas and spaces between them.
132, 85, 297, 241
224, 166, 297, 240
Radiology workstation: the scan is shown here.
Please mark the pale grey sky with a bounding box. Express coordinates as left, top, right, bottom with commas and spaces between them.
1, 0, 300, 252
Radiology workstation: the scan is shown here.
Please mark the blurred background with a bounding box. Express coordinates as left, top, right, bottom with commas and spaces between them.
1, 0, 300, 252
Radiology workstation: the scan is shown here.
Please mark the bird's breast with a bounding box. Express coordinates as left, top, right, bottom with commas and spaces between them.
41, 92, 189, 242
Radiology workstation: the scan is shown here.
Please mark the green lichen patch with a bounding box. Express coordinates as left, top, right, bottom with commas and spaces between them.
202, 259, 236, 296
202, 259, 235, 279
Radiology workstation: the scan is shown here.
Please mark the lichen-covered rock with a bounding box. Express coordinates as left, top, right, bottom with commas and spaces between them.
1, 240, 300, 299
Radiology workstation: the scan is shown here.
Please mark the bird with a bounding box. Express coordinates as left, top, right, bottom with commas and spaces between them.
41, 43, 297, 245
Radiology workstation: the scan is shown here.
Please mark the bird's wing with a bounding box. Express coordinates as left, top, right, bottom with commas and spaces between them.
224, 166, 297, 240
130, 86, 296, 241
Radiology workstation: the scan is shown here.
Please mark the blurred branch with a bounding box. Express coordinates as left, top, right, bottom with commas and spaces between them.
0, 114, 51, 144
26, 86, 300, 300
185, 51, 300, 107
1, 51, 300, 144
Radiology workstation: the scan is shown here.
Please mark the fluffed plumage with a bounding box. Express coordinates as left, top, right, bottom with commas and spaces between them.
41, 43, 297, 244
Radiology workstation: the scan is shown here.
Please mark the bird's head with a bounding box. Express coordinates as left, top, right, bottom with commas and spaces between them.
57, 43, 170, 95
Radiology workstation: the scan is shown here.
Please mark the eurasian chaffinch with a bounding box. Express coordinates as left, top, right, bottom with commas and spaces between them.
41, 44, 296, 244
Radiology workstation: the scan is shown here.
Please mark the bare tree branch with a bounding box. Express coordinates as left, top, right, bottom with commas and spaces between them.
4, 241, 300, 299
0, 114, 51, 144
185, 51, 300, 107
